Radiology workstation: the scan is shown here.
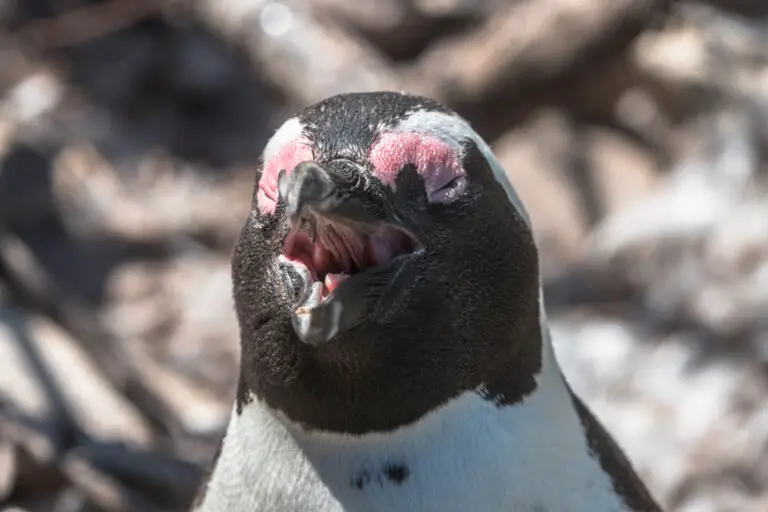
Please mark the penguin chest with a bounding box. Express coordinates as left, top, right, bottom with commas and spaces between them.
199, 385, 630, 512
287, 391, 629, 512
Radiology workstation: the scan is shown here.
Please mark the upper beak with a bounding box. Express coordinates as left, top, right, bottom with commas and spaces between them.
278, 161, 335, 229
277, 160, 391, 229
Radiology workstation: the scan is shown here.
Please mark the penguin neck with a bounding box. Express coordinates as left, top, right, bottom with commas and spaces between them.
194, 325, 652, 512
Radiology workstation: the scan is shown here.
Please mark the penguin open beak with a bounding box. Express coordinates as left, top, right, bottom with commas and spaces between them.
277, 161, 421, 346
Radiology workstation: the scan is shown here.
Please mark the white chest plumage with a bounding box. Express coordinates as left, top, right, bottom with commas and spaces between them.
195, 341, 629, 512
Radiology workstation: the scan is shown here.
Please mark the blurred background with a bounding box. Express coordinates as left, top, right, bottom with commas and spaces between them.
0, 0, 767, 511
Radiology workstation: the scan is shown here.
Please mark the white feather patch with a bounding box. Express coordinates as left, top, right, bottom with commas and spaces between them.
263, 117, 306, 162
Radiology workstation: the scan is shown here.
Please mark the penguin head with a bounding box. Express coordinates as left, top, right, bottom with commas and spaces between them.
232, 92, 543, 433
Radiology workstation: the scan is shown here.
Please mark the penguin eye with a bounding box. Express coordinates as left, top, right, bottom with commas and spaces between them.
437, 176, 464, 192
369, 131, 469, 204
429, 174, 469, 203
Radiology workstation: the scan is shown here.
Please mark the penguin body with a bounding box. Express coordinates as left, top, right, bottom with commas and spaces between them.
194, 92, 663, 512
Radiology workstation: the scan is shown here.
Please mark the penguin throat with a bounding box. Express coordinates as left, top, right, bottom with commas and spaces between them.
282, 221, 417, 298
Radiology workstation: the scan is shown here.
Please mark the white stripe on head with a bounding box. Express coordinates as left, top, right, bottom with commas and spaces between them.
391, 110, 531, 227
258, 117, 313, 215
263, 117, 307, 162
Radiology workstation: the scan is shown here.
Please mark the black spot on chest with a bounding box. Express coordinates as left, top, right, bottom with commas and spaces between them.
350, 461, 410, 490
351, 470, 371, 490
383, 463, 410, 484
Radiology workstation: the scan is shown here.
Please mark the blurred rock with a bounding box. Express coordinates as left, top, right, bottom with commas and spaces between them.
553, 314, 768, 512
0, 70, 63, 125
104, 256, 240, 400
52, 143, 253, 248
0, 306, 152, 446
408, 0, 665, 107
492, 110, 660, 275
197, 0, 400, 106
0, 441, 16, 501
584, 127, 659, 216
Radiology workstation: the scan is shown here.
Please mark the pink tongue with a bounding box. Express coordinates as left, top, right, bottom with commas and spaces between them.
324, 273, 349, 293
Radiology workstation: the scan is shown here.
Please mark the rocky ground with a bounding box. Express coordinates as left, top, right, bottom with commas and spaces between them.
0, 1, 767, 511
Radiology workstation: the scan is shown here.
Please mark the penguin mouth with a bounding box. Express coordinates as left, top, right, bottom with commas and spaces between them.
283, 220, 419, 296
280, 217, 421, 345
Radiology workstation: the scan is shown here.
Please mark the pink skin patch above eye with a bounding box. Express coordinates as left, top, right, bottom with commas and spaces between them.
369, 131, 468, 203
256, 140, 313, 215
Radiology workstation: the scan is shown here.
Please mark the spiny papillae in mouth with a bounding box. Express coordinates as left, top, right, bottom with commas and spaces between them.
282, 219, 418, 300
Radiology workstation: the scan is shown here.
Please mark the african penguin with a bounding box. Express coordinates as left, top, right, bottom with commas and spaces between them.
193, 91, 663, 512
